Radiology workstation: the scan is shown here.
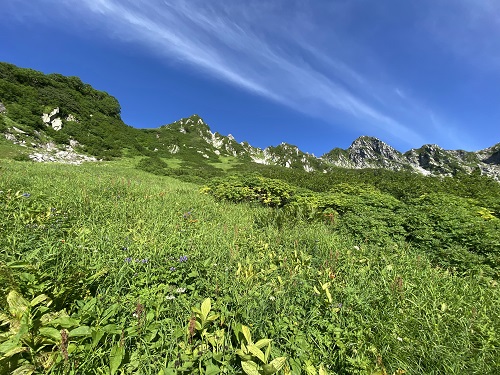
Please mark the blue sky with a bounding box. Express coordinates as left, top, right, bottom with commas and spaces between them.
1, 0, 499, 155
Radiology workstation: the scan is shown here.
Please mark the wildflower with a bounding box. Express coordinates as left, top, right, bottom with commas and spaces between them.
397, 337, 403, 342
141, 258, 149, 263
176, 287, 186, 294
22, 193, 31, 198
121, 246, 128, 251
60, 329, 69, 362
166, 295, 176, 300
124, 257, 132, 263
170, 267, 176, 271
188, 315, 196, 343
353, 246, 360, 251
269, 296, 276, 301
179, 255, 188, 262
134, 303, 145, 320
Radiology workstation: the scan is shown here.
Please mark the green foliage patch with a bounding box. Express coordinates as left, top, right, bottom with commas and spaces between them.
1, 161, 498, 374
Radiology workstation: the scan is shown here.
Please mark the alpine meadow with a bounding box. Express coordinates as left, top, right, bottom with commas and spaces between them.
0, 62, 499, 375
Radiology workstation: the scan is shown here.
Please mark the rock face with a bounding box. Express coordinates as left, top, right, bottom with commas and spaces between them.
29, 142, 97, 165
322, 136, 500, 180
323, 136, 411, 171
252, 143, 323, 172
162, 116, 500, 180
0, 101, 6, 113
66, 114, 78, 122
41, 107, 65, 131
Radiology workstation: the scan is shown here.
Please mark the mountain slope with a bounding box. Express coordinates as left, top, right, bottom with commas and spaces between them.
1, 61, 499, 180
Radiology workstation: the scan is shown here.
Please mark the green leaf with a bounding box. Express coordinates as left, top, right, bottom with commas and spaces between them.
254, 338, 272, 349
247, 344, 266, 363
201, 298, 211, 321
325, 288, 333, 304
0, 339, 21, 355
49, 316, 80, 328
267, 357, 287, 374
205, 362, 220, 375
236, 349, 253, 361
1, 344, 27, 359
109, 344, 125, 375
39, 327, 61, 342
11, 363, 35, 375
68, 325, 91, 337
92, 328, 105, 347
319, 364, 328, 375
102, 324, 121, 334
101, 303, 120, 323
195, 320, 202, 330
206, 314, 219, 323
188, 270, 199, 278
30, 294, 49, 307
7, 290, 29, 319
265, 342, 271, 364
241, 325, 252, 344
241, 360, 261, 375
192, 307, 202, 316
305, 361, 316, 375
0, 313, 10, 326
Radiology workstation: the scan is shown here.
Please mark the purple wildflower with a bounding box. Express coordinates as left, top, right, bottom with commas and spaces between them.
179, 255, 188, 262
170, 267, 176, 271
124, 257, 132, 263
22, 193, 31, 198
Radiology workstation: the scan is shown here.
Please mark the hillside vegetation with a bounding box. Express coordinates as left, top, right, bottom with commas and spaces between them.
0, 63, 499, 374
1, 160, 499, 374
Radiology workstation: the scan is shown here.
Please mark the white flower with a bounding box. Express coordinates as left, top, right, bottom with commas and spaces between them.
176, 287, 186, 294
166, 295, 176, 300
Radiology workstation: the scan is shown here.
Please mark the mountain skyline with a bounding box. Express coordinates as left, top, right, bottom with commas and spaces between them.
1, 0, 500, 155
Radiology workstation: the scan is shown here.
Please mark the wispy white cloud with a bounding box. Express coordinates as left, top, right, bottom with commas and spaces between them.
13, 0, 486, 148
422, 0, 500, 70
45, 0, 428, 145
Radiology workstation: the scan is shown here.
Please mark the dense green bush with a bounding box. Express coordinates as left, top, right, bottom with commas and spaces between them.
206, 175, 297, 207
206, 175, 500, 277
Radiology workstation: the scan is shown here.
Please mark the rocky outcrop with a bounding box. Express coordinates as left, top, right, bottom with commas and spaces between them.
476, 143, 500, 165
322, 136, 500, 181
29, 142, 97, 165
0, 101, 6, 113
254, 143, 323, 171
323, 136, 412, 171
66, 114, 78, 122
42, 107, 68, 131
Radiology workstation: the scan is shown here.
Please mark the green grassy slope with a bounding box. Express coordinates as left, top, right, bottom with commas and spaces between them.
1, 160, 499, 374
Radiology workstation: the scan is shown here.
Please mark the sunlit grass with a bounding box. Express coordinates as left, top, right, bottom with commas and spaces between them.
0, 161, 498, 374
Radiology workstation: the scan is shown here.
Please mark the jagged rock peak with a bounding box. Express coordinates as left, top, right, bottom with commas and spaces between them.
349, 136, 402, 157
348, 136, 405, 164
476, 142, 500, 165
163, 114, 211, 135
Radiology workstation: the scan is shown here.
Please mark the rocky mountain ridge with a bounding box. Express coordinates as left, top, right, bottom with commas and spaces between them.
1, 61, 499, 180
160, 115, 500, 181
